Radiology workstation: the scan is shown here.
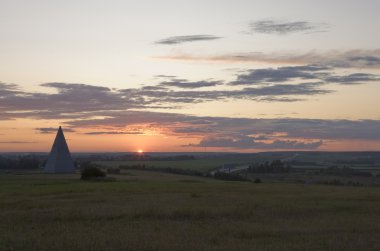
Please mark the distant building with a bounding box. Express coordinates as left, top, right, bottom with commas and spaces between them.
44, 126, 75, 173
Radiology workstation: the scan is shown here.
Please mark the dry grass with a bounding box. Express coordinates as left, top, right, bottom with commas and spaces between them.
0, 170, 380, 251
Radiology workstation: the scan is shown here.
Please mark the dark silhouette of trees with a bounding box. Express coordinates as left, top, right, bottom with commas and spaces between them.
248, 160, 291, 173
0, 155, 41, 169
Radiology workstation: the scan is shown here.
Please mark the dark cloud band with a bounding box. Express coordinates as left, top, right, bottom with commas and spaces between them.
250, 19, 329, 35
155, 35, 222, 45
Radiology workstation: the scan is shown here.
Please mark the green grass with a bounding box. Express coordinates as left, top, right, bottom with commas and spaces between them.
1, 171, 380, 251
96, 157, 254, 172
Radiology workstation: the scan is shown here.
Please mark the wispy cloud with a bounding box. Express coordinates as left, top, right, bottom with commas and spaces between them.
155, 35, 222, 45
36, 127, 76, 134
231, 65, 330, 85
2, 65, 377, 122
2, 80, 380, 150
64, 111, 380, 150
250, 19, 329, 35
231, 65, 379, 86
122, 81, 330, 105
0, 141, 37, 144
188, 136, 323, 150
83, 131, 143, 135
349, 56, 380, 67
325, 73, 380, 85
0, 65, 378, 151
154, 75, 178, 79
159, 79, 223, 89
64, 111, 380, 141
154, 50, 380, 69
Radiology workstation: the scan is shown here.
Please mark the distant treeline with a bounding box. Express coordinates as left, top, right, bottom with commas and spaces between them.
213, 172, 250, 181
321, 166, 373, 177
119, 164, 203, 177
248, 160, 291, 173
0, 155, 43, 169
247, 160, 375, 177
120, 164, 252, 182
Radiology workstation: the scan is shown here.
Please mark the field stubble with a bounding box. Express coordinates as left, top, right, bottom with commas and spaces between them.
0, 170, 380, 251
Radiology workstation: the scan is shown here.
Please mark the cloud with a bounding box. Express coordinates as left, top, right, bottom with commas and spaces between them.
141, 85, 169, 91
1, 61, 377, 123
63, 110, 380, 142
154, 75, 178, 79
250, 19, 329, 35
0, 96, 372, 150
348, 56, 380, 67
188, 136, 323, 150
0, 82, 147, 120
159, 79, 223, 89
0, 83, 20, 97
229, 65, 379, 88
155, 35, 222, 45
325, 73, 380, 85
256, 97, 304, 102
36, 127, 76, 134
235, 82, 330, 97
83, 131, 143, 135
231, 65, 329, 85
0, 71, 367, 123
153, 50, 380, 69
0, 141, 37, 144
120, 80, 330, 106
0, 77, 377, 151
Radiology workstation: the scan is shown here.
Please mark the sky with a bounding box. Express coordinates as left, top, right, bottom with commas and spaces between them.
1, 0, 380, 152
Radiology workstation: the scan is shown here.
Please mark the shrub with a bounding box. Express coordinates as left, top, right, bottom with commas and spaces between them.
81, 166, 106, 180
254, 178, 262, 183
107, 167, 121, 174
213, 172, 250, 182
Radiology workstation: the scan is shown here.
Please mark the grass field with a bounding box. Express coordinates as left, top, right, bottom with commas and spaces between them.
96, 157, 380, 175
96, 156, 257, 172
1, 170, 380, 251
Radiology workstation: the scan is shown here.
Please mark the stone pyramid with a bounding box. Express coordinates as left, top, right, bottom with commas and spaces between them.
44, 126, 75, 173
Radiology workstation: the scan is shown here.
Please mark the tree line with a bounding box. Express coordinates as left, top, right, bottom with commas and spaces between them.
0, 155, 43, 169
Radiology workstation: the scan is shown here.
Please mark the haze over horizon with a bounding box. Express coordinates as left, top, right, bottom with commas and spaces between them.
1, 0, 380, 152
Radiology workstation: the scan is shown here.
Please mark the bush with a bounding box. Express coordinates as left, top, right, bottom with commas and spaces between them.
254, 178, 262, 183
213, 172, 250, 182
81, 166, 106, 180
107, 167, 121, 174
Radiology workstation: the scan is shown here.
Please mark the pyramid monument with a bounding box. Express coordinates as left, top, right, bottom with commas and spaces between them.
44, 126, 75, 173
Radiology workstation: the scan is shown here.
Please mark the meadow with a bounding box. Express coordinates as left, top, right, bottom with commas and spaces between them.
95, 152, 380, 175
95, 156, 258, 172
1, 170, 380, 251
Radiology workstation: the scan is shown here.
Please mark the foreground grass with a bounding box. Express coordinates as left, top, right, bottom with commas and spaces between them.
0, 171, 380, 251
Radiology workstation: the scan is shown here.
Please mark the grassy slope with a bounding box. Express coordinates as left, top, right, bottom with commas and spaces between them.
0, 171, 380, 251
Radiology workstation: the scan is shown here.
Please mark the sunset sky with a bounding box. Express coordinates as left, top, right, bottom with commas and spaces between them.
1, 0, 380, 152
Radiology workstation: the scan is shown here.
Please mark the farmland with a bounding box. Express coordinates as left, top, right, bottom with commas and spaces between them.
1, 170, 380, 251
95, 155, 259, 172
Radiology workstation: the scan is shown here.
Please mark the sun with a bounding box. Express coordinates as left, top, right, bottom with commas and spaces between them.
137, 149, 144, 154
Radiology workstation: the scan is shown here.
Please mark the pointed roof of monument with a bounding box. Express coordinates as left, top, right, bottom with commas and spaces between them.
44, 126, 75, 173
